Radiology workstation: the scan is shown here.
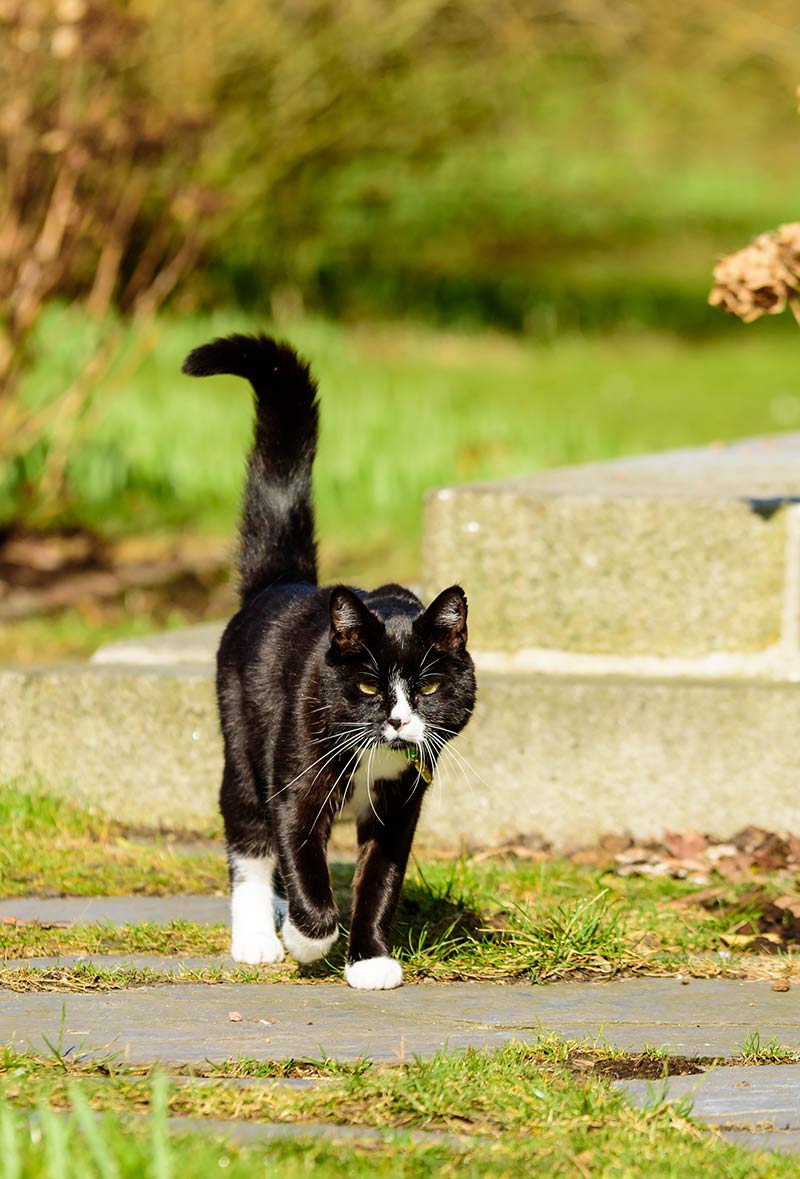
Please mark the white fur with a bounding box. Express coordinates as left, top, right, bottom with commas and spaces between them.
341, 745, 407, 821
229, 853, 285, 965
282, 917, 338, 964
383, 674, 425, 745
345, 956, 403, 990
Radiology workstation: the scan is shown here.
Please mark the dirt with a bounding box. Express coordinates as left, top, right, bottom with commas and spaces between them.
0, 526, 234, 624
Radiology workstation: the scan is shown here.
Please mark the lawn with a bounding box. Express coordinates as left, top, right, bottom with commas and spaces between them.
3, 785, 800, 1174
3, 1040, 797, 1179
5, 307, 800, 660
2, 786, 799, 990
14, 306, 800, 566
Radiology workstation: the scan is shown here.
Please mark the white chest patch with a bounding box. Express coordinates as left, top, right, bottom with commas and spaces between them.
339, 745, 408, 822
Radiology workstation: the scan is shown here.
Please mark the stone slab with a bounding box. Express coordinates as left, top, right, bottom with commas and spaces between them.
618, 1062, 800, 1129
0, 896, 229, 926
0, 979, 797, 1065
8, 663, 800, 845
91, 623, 222, 667
2, 956, 235, 973
163, 1115, 470, 1147
722, 1129, 800, 1155
422, 434, 800, 657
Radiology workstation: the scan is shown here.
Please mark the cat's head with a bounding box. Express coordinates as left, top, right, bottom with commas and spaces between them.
322, 585, 476, 758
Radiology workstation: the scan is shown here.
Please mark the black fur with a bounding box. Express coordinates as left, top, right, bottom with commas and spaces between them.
183, 333, 476, 985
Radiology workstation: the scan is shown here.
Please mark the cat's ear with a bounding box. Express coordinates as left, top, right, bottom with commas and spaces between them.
417, 585, 468, 652
329, 586, 372, 656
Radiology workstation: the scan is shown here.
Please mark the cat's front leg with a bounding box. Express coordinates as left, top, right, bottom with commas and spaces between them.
346, 794, 423, 990
229, 851, 286, 965
275, 807, 339, 964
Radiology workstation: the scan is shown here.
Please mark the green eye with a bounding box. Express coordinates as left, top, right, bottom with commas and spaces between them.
358, 682, 379, 696
419, 681, 440, 695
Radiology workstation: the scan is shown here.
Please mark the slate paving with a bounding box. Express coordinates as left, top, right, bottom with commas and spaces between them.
617, 1062, 800, 1156
4, 896, 800, 1156
3, 974, 799, 1064
2, 895, 229, 926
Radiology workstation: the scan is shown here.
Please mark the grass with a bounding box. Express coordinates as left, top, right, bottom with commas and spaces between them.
3, 786, 800, 988
13, 305, 800, 558
0, 788, 225, 898
7, 305, 800, 661
0, 1040, 797, 1177
3, 786, 800, 1172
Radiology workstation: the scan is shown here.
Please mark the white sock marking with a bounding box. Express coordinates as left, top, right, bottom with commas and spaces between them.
229, 853, 285, 965
282, 917, 338, 964
345, 956, 403, 990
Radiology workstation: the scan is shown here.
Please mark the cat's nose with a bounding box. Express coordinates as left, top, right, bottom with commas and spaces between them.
387, 716, 403, 731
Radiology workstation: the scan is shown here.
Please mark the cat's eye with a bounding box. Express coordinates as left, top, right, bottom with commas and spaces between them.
358, 682, 379, 696
419, 681, 440, 695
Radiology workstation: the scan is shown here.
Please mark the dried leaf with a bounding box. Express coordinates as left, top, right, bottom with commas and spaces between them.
663, 830, 708, 859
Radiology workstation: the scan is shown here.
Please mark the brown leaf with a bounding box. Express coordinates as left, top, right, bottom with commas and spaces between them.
772, 895, 800, 919
771, 980, 791, 992
663, 830, 708, 859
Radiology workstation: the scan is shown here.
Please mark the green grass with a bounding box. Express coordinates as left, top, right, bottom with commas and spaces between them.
0, 787, 226, 898
0, 1040, 796, 1177
3, 786, 800, 988
11, 306, 800, 566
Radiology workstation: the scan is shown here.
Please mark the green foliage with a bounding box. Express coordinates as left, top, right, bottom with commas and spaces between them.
0, 1045, 797, 1177
6, 306, 796, 541
133, 0, 800, 329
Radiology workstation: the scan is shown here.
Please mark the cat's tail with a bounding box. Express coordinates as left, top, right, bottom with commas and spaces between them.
182, 333, 319, 600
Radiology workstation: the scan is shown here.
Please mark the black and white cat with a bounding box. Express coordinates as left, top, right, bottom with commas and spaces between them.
182, 334, 476, 989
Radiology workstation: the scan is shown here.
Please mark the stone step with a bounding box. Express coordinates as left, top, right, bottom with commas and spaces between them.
423, 433, 800, 669
9, 434, 800, 845
5, 658, 800, 845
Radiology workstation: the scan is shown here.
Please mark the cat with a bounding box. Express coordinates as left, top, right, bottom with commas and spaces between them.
182, 334, 476, 989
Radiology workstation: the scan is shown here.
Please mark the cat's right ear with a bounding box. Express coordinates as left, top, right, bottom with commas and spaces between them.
329, 587, 371, 656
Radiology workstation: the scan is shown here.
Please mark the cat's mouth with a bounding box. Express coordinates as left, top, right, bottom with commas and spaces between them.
381, 737, 418, 751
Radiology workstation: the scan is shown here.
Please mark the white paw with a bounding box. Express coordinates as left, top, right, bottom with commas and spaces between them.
230, 931, 285, 965
345, 956, 403, 990
282, 917, 338, 964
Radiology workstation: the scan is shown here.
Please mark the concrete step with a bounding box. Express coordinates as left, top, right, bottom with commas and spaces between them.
5, 656, 800, 845
423, 433, 800, 668
8, 434, 800, 846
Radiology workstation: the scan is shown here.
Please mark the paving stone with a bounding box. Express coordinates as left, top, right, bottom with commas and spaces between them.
721, 1129, 800, 1155
164, 1116, 469, 1148
0, 896, 229, 926
1, 978, 798, 1065
617, 1062, 800, 1128
1, 955, 234, 973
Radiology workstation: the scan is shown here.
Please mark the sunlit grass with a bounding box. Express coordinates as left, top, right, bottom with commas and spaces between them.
2, 786, 799, 988
0, 1040, 796, 1177
12, 307, 800, 566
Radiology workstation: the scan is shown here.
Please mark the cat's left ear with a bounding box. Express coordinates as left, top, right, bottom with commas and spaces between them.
329, 586, 372, 656
417, 585, 468, 652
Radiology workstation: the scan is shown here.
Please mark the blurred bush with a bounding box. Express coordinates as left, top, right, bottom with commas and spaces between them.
139, 0, 800, 332
3, 0, 800, 343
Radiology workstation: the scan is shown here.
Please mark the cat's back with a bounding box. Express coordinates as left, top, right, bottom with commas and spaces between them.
217, 581, 328, 679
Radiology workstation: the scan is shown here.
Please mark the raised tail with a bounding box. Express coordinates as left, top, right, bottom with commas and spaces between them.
182, 333, 319, 600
